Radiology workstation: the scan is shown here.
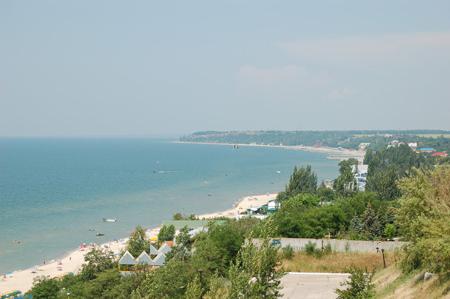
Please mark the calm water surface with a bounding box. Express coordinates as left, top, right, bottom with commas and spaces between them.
0, 139, 338, 273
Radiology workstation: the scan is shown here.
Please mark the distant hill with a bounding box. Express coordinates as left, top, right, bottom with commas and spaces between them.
180, 130, 450, 150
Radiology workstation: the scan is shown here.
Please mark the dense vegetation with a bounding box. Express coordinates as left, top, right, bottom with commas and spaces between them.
27, 219, 282, 299
181, 130, 450, 151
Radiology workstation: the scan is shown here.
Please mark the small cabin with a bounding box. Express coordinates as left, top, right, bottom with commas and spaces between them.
118, 251, 137, 271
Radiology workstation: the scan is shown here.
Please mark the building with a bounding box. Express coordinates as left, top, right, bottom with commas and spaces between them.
149, 244, 158, 256
158, 243, 172, 255
352, 164, 368, 191
136, 251, 153, 266
432, 151, 448, 157
267, 200, 280, 212
118, 242, 173, 273
358, 143, 370, 150
387, 140, 405, 148
152, 252, 166, 267
407, 142, 418, 150
118, 251, 137, 271
417, 147, 435, 153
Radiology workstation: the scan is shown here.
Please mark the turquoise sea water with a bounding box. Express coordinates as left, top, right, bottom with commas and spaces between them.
0, 139, 338, 273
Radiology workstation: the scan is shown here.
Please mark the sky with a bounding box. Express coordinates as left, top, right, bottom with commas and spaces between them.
1, 1, 450, 137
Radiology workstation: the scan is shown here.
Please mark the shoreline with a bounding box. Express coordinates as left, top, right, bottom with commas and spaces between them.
175, 141, 365, 162
0, 193, 276, 294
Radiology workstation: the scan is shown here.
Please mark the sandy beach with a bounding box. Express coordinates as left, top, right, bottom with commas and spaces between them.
176, 141, 366, 163
198, 193, 277, 219
0, 193, 276, 294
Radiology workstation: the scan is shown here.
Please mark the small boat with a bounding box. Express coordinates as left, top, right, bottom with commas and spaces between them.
96, 233, 105, 237
276, 170, 281, 174
103, 218, 117, 223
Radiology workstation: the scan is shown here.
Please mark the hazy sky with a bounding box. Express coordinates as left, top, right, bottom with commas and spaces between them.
1, 1, 450, 137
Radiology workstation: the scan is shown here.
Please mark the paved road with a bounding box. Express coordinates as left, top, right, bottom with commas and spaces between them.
281, 272, 350, 299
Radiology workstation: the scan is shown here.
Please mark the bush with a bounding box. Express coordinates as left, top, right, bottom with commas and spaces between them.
323, 243, 333, 255
27, 277, 60, 299
396, 167, 450, 275
336, 267, 374, 299
158, 224, 176, 243
304, 241, 317, 255
281, 245, 294, 260
384, 223, 396, 240
345, 242, 351, 253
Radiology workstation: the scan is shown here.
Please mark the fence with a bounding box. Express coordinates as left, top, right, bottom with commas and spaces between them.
254, 238, 407, 253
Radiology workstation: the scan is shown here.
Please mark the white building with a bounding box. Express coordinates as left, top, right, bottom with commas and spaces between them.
267, 200, 280, 212
407, 142, 418, 150
118, 242, 173, 273
358, 143, 370, 150
352, 164, 368, 191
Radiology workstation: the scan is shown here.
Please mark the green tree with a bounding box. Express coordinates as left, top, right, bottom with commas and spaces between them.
317, 182, 336, 202
366, 166, 400, 200
204, 273, 230, 299
173, 212, 183, 220
185, 275, 203, 299
277, 165, 317, 201
365, 144, 430, 200
127, 225, 150, 257
158, 224, 176, 243
228, 237, 283, 298
396, 167, 450, 274
137, 259, 193, 298
168, 225, 192, 261
82, 269, 122, 298
333, 159, 358, 196
336, 267, 374, 299
27, 277, 60, 299
80, 248, 115, 281
191, 222, 245, 277
360, 203, 382, 240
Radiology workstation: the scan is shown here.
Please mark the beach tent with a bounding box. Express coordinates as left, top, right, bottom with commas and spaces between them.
158, 243, 172, 255
152, 252, 166, 267
149, 244, 158, 255
118, 251, 137, 265
136, 251, 153, 265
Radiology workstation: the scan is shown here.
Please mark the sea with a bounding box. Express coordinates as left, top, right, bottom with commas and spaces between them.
0, 138, 338, 273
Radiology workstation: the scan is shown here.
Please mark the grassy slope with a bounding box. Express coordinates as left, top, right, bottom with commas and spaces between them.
373, 265, 450, 299
281, 252, 450, 298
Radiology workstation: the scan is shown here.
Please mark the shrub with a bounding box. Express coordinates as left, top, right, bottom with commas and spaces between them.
336, 267, 374, 299
281, 245, 294, 260
304, 241, 317, 256
158, 224, 176, 243
384, 224, 396, 240
27, 277, 60, 299
345, 242, 351, 253
323, 243, 333, 255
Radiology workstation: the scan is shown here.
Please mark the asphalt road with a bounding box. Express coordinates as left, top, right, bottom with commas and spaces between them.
281, 272, 350, 299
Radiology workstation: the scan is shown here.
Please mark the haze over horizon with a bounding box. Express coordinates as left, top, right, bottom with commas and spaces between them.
1, 1, 450, 137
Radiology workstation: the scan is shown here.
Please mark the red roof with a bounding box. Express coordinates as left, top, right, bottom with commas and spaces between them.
432, 151, 448, 157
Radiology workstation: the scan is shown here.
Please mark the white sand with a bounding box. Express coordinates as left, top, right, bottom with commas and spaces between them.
176, 141, 366, 163
198, 193, 277, 219
0, 193, 275, 294
0, 240, 127, 294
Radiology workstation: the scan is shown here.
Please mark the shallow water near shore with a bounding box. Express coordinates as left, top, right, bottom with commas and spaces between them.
0, 138, 338, 273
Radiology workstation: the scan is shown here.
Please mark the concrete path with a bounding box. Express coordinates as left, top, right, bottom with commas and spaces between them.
281, 272, 350, 299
